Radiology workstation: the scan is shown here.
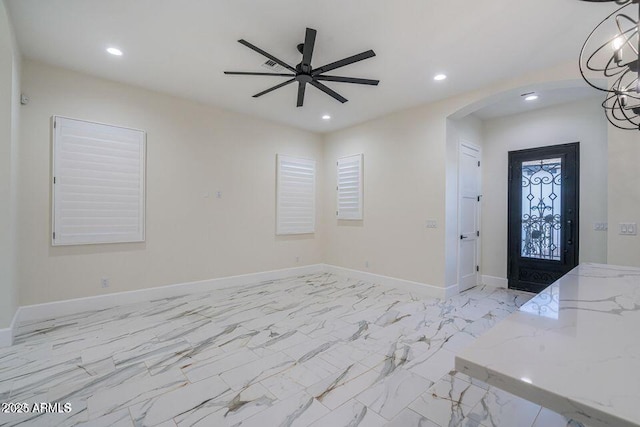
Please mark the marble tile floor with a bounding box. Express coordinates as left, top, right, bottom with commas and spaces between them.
0, 273, 586, 427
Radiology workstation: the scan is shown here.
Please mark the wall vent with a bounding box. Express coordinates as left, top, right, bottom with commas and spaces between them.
262, 60, 287, 72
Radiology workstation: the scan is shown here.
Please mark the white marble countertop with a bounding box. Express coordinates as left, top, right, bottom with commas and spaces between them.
456, 263, 640, 427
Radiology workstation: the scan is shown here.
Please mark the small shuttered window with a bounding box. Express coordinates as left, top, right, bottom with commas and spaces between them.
52, 116, 146, 245
276, 154, 316, 235
336, 154, 363, 220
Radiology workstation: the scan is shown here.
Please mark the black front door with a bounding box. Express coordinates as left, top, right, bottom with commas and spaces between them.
508, 143, 579, 293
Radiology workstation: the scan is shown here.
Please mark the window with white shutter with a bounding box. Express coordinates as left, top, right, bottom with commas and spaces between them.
336, 154, 363, 220
52, 116, 146, 245
276, 154, 316, 235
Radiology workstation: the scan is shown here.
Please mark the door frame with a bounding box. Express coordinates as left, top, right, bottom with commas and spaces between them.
458, 140, 482, 292
507, 142, 580, 292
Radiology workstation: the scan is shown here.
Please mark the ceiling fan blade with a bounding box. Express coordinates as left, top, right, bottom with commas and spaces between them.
252, 78, 295, 98
238, 39, 296, 72
315, 75, 379, 85
297, 81, 306, 107
224, 71, 295, 77
309, 81, 348, 103
301, 28, 317, 70
312, 50, 376, 76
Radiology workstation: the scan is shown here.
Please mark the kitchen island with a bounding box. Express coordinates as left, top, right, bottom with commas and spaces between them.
456, 263, 640, 427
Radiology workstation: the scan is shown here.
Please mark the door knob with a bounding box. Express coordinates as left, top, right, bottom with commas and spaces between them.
460, 235, 468, 240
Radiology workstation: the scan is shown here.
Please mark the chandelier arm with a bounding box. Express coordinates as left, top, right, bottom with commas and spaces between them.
579, 0, 640, 129
617, 100, 635, 120
604, 93, 640, 128
619, 70, 640, 94
580, 2, 634, 82
615, 14, 639, 55
612, 68, 640, 97
579, 64, 616, 93
585, 39, 630, 74
583, 25, 636, 74
604, 103, 638, 129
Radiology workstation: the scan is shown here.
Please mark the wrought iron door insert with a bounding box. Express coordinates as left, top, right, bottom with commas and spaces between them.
508, 143, 579, 293
521, 159, 562, 261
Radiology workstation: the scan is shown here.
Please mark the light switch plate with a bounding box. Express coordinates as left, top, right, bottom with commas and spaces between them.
426, 220, 437, 229
619, 223, 637, 235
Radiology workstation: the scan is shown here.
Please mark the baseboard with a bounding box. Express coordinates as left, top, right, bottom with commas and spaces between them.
17, 264, 326, 325
323, 264, 457, 299
0, 328, 9, 347
0, 307, 21, 347
7, 263, 459, 347
482, 275, 508, 288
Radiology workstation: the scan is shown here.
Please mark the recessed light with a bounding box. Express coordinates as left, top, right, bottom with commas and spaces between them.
106, 47, 123, 56
521, 377, 533, 384
524, 95, 539, 101
434, 74, 447, 81
322, 115, 331, 120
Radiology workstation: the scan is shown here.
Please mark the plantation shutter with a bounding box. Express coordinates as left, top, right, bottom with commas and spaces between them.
276, 154, 316, 235
336, 154, 363, 220
52, 116, 146, 245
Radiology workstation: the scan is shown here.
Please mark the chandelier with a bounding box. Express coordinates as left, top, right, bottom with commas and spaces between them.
579, 0, 639, 130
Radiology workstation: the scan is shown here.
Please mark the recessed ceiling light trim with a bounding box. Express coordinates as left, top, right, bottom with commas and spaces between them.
106, 47, 123, 56
434, 74, 447, 81
322, 115, 331, 120
522, 92, 539, 101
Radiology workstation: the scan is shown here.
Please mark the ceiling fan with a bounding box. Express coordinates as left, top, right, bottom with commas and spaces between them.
224, 28, 379, 107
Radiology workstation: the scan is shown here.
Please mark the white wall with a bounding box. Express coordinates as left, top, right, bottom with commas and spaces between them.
608, 126, 640, 267
480, 98, 608, 279
0, 1, 20, 328
322, 104, 449, 288
17, 60, 324, 306
12, 53, 637, 310
452, 115, 484, 146
323, 62, 585, 290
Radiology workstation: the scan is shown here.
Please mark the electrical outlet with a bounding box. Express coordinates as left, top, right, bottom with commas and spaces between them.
295, 256, 300, 263
620, 223, 637, 235
365, 261, 370, 268
216, 191, 222, 199
426, 220, 437, 229
593, 222, 608, 231
101, 278, 110, 288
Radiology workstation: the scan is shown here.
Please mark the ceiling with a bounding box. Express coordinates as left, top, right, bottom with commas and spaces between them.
5, 0, 620, 133
473, 86, 604, 121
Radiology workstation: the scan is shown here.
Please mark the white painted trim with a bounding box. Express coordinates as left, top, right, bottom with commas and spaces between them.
0, 307, 21, 348
17, 264, 326, 324
482, 275, 508, 288
0, 329, 9, 347
323, 264, 458, 299
445, 284, 460, 299
457, 140, 482, 293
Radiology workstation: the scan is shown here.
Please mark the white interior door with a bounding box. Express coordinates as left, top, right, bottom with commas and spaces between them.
459, 142, 481, 292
